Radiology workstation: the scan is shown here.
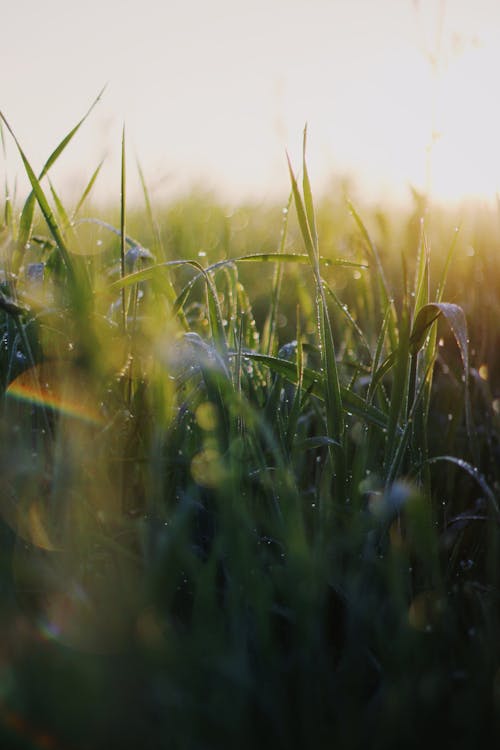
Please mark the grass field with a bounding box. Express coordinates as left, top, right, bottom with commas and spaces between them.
0, 108, 499, 749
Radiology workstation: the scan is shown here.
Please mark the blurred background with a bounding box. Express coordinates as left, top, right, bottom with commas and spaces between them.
2, 0, 500, 207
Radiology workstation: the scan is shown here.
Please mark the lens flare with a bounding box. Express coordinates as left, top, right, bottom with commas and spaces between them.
5, 363, 104, 426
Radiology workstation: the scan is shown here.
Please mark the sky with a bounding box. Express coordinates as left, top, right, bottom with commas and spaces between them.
2, 0, 500, 207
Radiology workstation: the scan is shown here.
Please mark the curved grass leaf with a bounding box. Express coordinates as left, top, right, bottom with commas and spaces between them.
409, 303, 467, 356
409, 301, 474, 450
107, 253, 324, 295
424, 455, 498, 517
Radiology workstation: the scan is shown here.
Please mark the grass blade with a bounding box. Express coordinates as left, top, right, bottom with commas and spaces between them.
242, 352, 388, 430
424, 456, 498, 517
347, 199, 398, 351
72, 160, 104, 219
262, 193, 292, 356
286, 152, 317, 274
302, 125, 318, 265
0, 112, 75, 282
16, 87, 105, 257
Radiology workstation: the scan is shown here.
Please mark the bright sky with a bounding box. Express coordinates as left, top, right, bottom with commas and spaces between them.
2, 0, 500, 207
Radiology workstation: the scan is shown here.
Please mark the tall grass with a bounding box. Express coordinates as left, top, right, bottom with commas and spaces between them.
0, 103, 498, 749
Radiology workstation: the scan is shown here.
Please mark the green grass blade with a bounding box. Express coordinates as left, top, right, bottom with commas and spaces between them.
318, 289, 345, 445
423, 456, 498, 517
302, 125, 319, 264
242, 352, 388, 430
107, 254, 319, 296
384, 296, 410, 472
205, 269, 229, 364
409, 301, 475, 456
136, 158, 161, 252
347, 199, 398, 351
262, 193, 292, 356
367, 306, 392, 404
16, 87, 105, 254
323, 280, 371, 354
386, 353, 435, 485
286, 152, 317, 274
49, 179, 71, 231
436, 225, 460, 303
286, 308, 304, 449
413, 221, 430, 315
288, 146, 344, 482
72, 160, 104, 219
0, 112, 75, 280
410, 303, 469, 369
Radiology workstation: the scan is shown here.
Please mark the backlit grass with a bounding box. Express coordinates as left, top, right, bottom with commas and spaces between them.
0, 103, 499, 749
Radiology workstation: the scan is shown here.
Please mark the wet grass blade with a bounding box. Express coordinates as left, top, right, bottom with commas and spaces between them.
107, 253, 319, 296
318, 290, 345, 445
205, 269, 229, 365
385, 296, 410, 472
302, 126, 319, 266
242, 352, 388, 430
410, 301, 476, 458
323, 280, 371, 354
367, 306, 392, 404
424, 456, 498, 517
347, 199, 398, 351
286, 307, 304, 449
286, 152, 317, 274
262, 193, 292, 356
288, 150, 344, 442
386, 353, 436, 485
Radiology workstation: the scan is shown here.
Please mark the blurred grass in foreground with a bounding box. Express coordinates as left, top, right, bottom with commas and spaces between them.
0, 110, 499, 749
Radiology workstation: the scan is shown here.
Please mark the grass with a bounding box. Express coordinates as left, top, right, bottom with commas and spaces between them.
0, 103, 499, 749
